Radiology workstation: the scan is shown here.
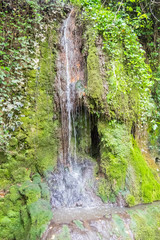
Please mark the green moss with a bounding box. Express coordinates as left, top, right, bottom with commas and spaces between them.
128, 138, 160, 203
108, 204, 160, 240
16, 154, 26, 162
98, 121, 160, 204
28, 199, 52, 240
39, 182, 50, 201
19, 181, 41, 205
32, 173, 41, 184
0, 152, 7, 164
126, 194, 135, 207
87, 29, 104, 107
73, 220, 85, 230
101, 152, 127, 192
0, 209, 25, 240
23, 39, 59, 173
0, 21, 59, 192
9, 185, 21, 203
0, 12, 60, 240
134, 216, 155, 239
12, 167, 31, 183
112, 214, 131, 239
0, 168, 11, 188
74, 110, 91, 156
128, 205, 160, 240
21, 205, 31, 231
105, 45, 145, 124
87, 45, 103, 99
55, 225, 71, 240
0, 217, 14, 240
98, 121, 130, 200
0, 178, 52, 240
97, 178, 109, 202
9, 137, 18, 147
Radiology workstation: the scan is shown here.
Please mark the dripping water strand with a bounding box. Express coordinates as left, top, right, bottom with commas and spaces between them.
64, 9, 78, 165
72, 112, 77, 163
64, 11, 72, 164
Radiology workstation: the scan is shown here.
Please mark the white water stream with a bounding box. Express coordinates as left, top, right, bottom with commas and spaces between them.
48, 11, 98, 209
64, 11, 72, 164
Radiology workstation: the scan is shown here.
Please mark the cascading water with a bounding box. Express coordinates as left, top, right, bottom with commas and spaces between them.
64, 10, 72, 164
55, 9, 85, 165
48, 9, 101, 209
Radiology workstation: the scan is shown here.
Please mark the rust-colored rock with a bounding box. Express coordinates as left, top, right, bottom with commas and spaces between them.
55, 9, 85, 165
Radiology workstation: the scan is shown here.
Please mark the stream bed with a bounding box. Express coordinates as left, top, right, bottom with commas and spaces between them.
42, 201, 160, 240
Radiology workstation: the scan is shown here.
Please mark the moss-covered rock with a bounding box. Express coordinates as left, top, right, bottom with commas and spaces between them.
98, 121, 160, 204
87, 44, 104, 100
28, 199, 52, 240
105, 46, 143, 124
0, 178, 52, 240
128, 204, 160, 240
98, 121, 130, 201
40, 182, 50, 200
9, 137, 18, 147
126, 194, 135, 207
86, 28, 104, 109
9, 186, 21, 203
21, 31, 60, 174
19, 181, 41, 205
0, 12, 59, 240
128, 138, 160, 203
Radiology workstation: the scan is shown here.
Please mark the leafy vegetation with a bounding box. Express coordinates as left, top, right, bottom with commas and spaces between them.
78, 0, 154, 123
0, 0, 40, 150
0, 0, 63, 151
72, 0, 159, 150
0, 1, 63, 239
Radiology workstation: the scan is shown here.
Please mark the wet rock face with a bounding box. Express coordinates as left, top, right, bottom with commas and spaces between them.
55, 9, 85, 164
47, 159, 102, 208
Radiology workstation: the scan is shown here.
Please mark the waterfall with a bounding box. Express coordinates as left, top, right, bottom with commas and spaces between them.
56, 9, 85, 165
63, 10, 78, 164
64, 11, 72, 164
48, 10, 101, 209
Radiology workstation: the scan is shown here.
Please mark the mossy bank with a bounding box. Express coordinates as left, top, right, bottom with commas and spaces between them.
0, 2, 65, 239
